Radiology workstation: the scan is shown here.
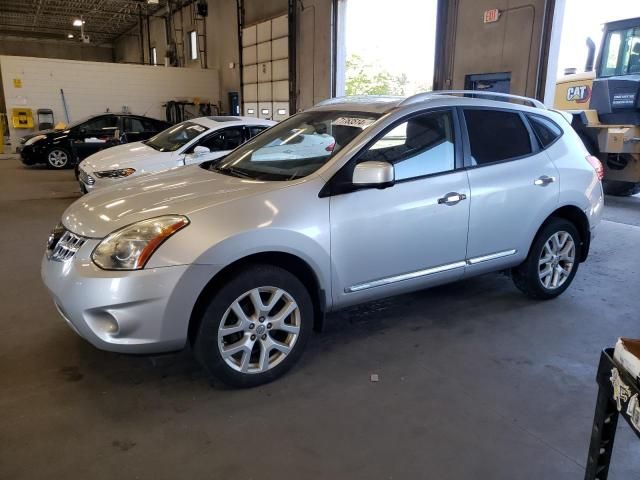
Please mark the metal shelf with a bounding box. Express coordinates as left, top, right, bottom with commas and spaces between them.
585, 348, 640, 480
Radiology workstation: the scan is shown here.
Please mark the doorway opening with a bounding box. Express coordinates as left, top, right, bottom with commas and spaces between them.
335, 0, 438, 97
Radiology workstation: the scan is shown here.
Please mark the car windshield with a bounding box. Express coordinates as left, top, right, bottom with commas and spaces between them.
145, 121, 208, 152
207, 110, 380, 181
599, 25, 640, 77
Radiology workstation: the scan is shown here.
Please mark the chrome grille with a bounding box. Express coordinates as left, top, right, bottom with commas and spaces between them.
48, 230, 86, 262
79, 169, 95, 186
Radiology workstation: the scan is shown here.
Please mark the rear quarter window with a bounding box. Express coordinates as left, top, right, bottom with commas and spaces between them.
526, 114, 562, 149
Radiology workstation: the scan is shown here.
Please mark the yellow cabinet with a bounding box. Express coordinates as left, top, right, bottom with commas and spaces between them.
11, 108, 34, 129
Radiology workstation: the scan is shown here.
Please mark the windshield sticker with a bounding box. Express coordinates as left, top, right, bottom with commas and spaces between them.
333, 117, 375, 128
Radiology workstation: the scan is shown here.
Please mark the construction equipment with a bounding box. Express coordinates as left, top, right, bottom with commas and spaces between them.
555, 17, 640, 196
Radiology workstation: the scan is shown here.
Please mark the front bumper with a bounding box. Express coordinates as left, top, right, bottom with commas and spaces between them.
41, 239, 213, 354
19, 145, 44, 165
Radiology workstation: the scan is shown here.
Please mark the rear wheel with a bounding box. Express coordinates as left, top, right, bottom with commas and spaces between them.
512, 218, 581, 300
46, 148, 71, 169
602, 180, 640, 197
194, 265, 313, 388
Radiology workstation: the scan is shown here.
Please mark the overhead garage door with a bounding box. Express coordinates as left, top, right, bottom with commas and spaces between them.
241, 14, 289, 121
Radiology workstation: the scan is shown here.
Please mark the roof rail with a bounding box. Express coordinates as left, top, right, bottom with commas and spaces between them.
399, 90, 546, 109
314, 95, 403, 107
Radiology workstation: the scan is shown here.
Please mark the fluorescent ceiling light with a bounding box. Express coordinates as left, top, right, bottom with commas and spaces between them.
67, 33, 74, 38
73, 19, 84, 27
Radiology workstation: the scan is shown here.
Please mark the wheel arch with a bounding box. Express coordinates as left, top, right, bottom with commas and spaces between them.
531, 205, 591, 262
188, 251, 327, 345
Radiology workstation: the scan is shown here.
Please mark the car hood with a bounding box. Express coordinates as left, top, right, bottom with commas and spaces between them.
21, 129, 53, 140
21, 129, 67, 142
80, 142, 166, 171
62, 165, 288, 237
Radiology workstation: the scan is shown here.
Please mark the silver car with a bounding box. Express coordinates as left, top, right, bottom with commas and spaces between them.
42, 91, 605, 387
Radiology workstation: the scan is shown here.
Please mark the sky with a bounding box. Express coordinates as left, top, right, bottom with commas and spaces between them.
556, 0, 640, 77
343, 0, 640, 93
345, 0, 438, 93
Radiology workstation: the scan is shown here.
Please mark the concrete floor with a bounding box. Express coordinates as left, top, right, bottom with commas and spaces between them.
1, 155, 639, 479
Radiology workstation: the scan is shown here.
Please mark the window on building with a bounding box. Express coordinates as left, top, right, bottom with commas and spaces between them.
151, 47, 157, 65
189, 31, 198, 60
464, 109, 532, 165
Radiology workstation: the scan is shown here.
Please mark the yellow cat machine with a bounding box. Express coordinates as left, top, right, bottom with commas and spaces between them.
555, 17, 640, 196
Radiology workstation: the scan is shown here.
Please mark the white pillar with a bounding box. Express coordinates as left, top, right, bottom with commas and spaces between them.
543, 0, 566, 106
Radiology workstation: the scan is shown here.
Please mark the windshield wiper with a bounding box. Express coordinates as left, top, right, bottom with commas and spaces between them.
212, 165, 252, 179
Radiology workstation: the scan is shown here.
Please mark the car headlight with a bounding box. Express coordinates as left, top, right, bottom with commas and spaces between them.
92, 216, 189, 270
94, 168, 136, 179
24, 135, 47, 146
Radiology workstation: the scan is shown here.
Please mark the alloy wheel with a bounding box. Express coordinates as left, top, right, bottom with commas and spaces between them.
48, 150, 68, 168
538, 231, 575, 290
217, 287, 301, 374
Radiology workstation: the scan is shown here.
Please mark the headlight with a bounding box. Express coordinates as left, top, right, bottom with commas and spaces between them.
24, 135, 47, 146
94, 168, 136, 179
92, 216, 189, 270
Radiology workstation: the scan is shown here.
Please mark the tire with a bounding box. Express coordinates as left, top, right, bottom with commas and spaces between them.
46, 148, 71, 169
512, 218, 581, 300
194, 265, 313, 388
602, 180, 640, 197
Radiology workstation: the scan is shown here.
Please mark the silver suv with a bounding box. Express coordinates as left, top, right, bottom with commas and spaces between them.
42, 91, 605, 387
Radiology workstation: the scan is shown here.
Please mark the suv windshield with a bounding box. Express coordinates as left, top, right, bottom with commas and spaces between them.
599, 25, 640, 77
208, 110, 380, 180
146, 121, 208, 152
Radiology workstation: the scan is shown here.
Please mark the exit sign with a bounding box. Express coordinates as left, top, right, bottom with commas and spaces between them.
484, 9, 500, 23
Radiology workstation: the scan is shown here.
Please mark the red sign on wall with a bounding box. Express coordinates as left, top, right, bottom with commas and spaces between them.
483, 9, 500, 23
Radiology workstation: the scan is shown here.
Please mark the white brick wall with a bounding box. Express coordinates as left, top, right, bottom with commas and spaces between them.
1, 55, 220, 151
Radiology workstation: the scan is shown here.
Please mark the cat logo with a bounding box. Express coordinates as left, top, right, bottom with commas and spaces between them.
566, 85, 591, 103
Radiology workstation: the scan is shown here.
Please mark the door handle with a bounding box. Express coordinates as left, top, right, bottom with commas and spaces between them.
438, 192, 467, 205
534, 175, 556, 186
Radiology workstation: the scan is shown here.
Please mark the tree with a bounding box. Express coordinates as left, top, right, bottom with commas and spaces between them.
344, 54, 409, 96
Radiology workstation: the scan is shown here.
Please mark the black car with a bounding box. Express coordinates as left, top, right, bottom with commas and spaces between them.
18, 113, 170, 169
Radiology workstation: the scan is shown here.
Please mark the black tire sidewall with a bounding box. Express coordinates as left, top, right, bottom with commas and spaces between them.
47, 148, 71, 169
516, 218, 581, 299
194, 265, 313, 388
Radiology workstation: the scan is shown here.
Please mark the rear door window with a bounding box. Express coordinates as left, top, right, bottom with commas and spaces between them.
526, 114, 562, 149
463, 109, 532, 165
142, 118, 162, 131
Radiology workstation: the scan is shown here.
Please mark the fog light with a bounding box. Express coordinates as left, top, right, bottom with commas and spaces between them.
87, 310, 119, 335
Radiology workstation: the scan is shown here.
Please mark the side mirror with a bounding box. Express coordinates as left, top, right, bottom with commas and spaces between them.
193, 145, 211, 155
352, 161, 394, 188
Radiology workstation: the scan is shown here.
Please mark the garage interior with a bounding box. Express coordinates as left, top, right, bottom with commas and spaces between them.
1, 0, 640, 478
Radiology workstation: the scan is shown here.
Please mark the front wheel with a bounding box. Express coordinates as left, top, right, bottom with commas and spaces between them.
46, 148, 71, 169
512, 218, 581, 300
194, 265, 313, 388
